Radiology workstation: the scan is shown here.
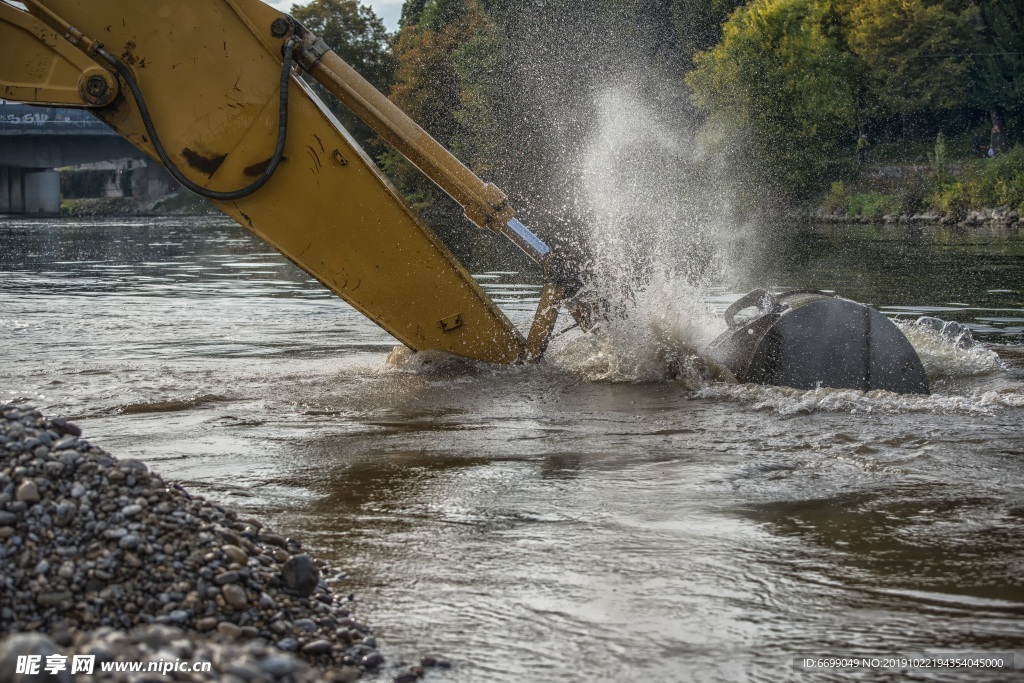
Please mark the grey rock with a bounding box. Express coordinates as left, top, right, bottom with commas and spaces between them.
300, 639, 331, 655
15, 480, 39, 503
360, 651, 384, 668
53, 435, 77, 450
119, 534, 141, 550
222, 584, 248, 610
214, 571, 240, 585
36, 591, 72, 606
118, 458, 148, 473
0, 511, 16, 526
281, 555, 319, 596
275, 638, 298, 652
260, 655, 297, 677
292, 618, 317, 632
54, 501, 77, 526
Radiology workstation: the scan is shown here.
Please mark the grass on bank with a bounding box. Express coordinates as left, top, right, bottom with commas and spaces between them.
822, 142, 1024, 219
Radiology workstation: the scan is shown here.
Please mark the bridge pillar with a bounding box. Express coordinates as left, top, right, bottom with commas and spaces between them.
24, 169, 61, 214
1, 166, 26, 213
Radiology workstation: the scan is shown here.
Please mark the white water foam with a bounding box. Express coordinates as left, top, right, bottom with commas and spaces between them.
548, 87, 739, 385
898, 319, 1004, 379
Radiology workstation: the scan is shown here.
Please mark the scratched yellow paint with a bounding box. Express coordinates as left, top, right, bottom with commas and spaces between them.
12, 0, 527, 364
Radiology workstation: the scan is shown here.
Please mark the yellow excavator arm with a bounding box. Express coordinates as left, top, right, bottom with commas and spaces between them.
0, 0, 572, 364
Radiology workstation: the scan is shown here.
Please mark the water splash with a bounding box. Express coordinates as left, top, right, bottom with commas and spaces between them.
549, 87, 739, 385
898, 318, 1004, 379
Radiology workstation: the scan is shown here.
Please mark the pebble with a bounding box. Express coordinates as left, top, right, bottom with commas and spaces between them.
0, 404, 419, 683
215, 570, 241, 585
301, 639, 332, 655
222, 543, 248, 565
217, 621, 243, 638
293, 618, 318, 632
222, 583, 248, 609
55, 501, 77, 525
15, 480, 39, 503
282, 554, 320, 596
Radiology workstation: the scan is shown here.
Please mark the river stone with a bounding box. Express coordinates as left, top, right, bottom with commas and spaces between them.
300, 639, 331, 655
54, 501, 76, 526
0, 511, 16, 526
196, 617, 217, 632
281, 555, 319, 596
118, 534, 141, 550
260, 655, 297, 677
214, 571, 240, 585
216, 621, 243, 638
15, 480, 39, 503
221, 584, 248, 610
360, 651, 384, 669
292, 618, 317, 632
275, 638, 298, 652
36, 591, 72, 606
221, 544, 247, 565
121, 504, 142, 517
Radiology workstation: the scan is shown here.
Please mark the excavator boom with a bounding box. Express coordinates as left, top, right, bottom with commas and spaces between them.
0, 0, 562, 364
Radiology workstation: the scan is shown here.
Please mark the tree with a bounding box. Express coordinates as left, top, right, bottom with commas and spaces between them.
291, 0, 395, 91
290, 0, 396, 152
844, 0, 979, 118
687, 0, 857, 197
381, 0, 508, 262
972, 0, 1024, 150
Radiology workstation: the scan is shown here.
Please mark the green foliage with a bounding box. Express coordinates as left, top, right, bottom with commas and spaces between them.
845, 0, 978, 117
687, 0, 857, 197
897, 171, 932, 214
290, 0, 395, 154
928, 133, 951, 185
846, 191, 897, 220
291, 0, 395, 91
973, 146, 1024, 212
822, 180, 897, 220
972, 0, 1024, 144
924, 146, 1024, 215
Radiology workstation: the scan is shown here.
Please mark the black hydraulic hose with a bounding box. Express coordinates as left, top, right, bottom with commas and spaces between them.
95, 38, 297, 201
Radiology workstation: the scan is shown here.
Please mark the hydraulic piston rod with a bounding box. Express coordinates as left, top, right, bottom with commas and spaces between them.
290, 22, 551, 263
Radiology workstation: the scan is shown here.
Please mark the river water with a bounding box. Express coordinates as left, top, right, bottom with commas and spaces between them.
1, 216, 1023, 682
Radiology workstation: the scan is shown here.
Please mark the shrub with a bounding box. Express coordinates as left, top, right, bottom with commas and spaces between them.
974, 146, 1024, 212
847, 191, 898, 221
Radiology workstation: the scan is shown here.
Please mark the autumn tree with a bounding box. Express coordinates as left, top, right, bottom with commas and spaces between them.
290, 0, 395, 150
687, 0, 857, 197
844, 0, 978, 118
972, 0, 1024, 150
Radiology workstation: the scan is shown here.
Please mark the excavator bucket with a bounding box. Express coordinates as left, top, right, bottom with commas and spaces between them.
707, 290, 930, 395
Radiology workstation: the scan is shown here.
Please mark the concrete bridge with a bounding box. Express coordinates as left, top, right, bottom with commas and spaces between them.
1, 101, 147, 213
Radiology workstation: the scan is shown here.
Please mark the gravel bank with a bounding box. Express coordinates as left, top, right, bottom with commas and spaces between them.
0, 404, 444, 682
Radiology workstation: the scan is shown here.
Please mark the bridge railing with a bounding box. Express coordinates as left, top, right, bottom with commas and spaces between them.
0, 101, 114, 135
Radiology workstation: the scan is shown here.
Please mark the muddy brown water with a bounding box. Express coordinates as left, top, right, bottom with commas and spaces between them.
2, 217, 1023, 682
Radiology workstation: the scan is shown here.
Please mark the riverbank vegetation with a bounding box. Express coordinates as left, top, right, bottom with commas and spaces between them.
300, 0, 1023, 225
